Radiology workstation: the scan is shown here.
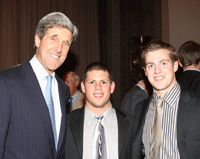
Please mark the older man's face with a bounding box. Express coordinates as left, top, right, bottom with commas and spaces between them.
35, 26, 72, 74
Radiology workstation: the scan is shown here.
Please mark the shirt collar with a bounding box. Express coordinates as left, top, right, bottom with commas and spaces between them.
29, 55, 55, 81
184, 69, 200, 72
72, 90, 79, 99
153, 82, 181, 108
84, 103, 114, 126
136, 84, 145, 91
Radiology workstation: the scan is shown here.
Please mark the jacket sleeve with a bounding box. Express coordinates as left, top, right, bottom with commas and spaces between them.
0, 77, 11, 157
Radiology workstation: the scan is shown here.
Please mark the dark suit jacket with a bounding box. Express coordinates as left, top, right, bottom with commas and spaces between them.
65, 106, 137, 159
121, 85, 148, 116
0, 59, 69, 159
177, 70, 200, 94
132, 90, 200, 159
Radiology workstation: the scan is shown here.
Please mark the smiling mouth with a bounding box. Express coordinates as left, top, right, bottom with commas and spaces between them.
155, 76, 164, 80
50, 53, 60, 59
94, 93, 103, 97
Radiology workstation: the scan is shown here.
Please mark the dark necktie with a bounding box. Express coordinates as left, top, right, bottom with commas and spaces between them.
94, 116, 107, 159
150, 97, 164, 158
45, 75, 57, 150
69, 97, 73, 111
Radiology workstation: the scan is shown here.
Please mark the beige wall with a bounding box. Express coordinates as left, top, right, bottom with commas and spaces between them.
162, 0, 200, 50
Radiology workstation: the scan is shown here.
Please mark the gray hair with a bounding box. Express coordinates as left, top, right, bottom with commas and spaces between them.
62, 71, 80, 82
68, 71, 80, 82
34, 12, 79, 49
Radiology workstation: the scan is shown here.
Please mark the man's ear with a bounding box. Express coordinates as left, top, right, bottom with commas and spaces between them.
143, 67, 147, 76
174, 61, 179, 72
81, 82, 86, 93
35, 34, 41, 48
178, 59, 183, 67
110, 81, 115, 94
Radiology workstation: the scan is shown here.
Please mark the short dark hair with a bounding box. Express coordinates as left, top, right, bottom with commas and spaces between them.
141, 39, 178, 67
178, 41, 200, 67
82, 62, 113, 84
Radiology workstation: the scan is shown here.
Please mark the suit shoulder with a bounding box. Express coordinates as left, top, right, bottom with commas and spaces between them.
136, 96, 150, 107
180, 90, 200, 108
0, 66, 20, 77
66, 107, 84, 120
115, 108, 135, 121
0, 66, 23, 85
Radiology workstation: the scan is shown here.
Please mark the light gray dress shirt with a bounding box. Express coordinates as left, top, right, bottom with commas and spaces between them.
83, 104, 118, 159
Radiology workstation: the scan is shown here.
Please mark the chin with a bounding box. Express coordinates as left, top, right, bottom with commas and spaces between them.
93, 104, 105, 108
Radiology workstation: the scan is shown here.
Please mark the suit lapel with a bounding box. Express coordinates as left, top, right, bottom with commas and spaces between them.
20, 59, 54, 143
177, 90, 195, 159
70, 107, 84, 158
116, 109, 132, 158
135, 97, 151, 136
56, 75, 69, 153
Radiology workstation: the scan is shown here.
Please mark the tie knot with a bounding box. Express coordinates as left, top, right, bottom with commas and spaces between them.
95, 116, 104, 122
156, 97, 164, 108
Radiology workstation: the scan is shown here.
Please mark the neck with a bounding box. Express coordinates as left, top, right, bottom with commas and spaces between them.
71, 90, 78, 96
86, 102, 111, 115
183, 64, 200, 71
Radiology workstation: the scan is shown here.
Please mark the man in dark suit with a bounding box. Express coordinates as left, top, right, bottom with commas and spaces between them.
133, 40, 200, 159
65, 62, 137, 159
177, 41, 200, 94
121, 69, 150, 116
0, 12, 78, 159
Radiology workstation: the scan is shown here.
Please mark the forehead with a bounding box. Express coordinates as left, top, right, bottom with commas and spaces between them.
86, 70, 109, 80
66, 73, 75, 79
45, 26, 72, 39
145, 49, 171, 63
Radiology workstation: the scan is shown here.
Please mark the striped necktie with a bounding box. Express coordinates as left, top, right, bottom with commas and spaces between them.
94, 116, 107, 159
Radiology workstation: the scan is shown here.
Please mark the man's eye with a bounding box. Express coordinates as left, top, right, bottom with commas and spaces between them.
148, 64, 154, 68
102, 81, 107, 84
162, 62, 167, 65
89, 81, 94, 84
64, 42, 70, 46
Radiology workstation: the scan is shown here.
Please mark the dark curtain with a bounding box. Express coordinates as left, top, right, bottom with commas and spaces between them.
0, 0, 99, 79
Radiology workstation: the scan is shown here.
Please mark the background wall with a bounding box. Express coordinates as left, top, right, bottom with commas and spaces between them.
0, 0, 100, 80
1, 0, 200, 108
166, 0, 200, 50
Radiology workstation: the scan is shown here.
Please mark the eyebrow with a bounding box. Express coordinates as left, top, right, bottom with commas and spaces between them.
50, 34, 71, 46
64, 40, 71, 46
50, 34, 58, 38
86, 79, 110, 82
146, 59, 171, 66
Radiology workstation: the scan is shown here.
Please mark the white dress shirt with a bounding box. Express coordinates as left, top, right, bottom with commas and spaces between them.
30, 55, 62, 141
83, 104, 118, 159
